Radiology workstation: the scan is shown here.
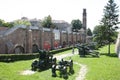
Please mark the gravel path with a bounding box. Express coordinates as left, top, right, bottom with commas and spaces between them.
54, 51, 87, 80
53, 51, 78, 60
20, 70, 35, 75
74, 62, 87, 80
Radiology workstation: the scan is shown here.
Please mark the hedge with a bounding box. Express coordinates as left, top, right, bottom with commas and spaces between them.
0, 47, 73, 62
50, 47, 72, 54
0, 53, 39, 62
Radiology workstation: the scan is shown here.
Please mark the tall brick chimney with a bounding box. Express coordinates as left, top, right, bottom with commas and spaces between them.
82, 8, 87, 43
82, 8, 87, 30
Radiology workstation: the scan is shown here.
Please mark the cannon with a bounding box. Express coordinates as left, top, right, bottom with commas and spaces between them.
31, 49, 56, 71
77, 43, 100, 57
77, 44, 89, 57
51, 59, 74, 79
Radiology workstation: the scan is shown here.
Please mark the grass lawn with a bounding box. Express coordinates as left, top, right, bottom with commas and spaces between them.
0, 49, 80, 80
68, 44, 120, 80
0, 44, 120, 80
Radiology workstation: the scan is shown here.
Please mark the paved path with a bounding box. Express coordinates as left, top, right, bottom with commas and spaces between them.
53, 50, 87, 80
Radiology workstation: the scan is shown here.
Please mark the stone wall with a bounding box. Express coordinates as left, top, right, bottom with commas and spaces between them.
115, 32, 120, 55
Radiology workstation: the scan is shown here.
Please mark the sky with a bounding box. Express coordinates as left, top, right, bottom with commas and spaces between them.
0, 0, 120, 30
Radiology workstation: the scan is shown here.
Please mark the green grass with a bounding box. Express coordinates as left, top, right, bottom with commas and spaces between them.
54, 48, 77, 56
0, 44, 120, 80
69, 44, 120, 80
0, 50, 80, 80
99, 44, 115, 54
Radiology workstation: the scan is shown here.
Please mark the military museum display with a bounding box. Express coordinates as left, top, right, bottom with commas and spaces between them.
51, 59, 74, 79
31, 49, 56, 71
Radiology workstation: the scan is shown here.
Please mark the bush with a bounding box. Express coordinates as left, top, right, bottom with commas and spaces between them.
0, 47, 73, 62
0, 53, 39, 62
50, 47, 72, 54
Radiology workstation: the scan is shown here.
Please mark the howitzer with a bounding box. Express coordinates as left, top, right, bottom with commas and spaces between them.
31, 49, 56, 71
51, 59, 74, 79
77, 43, 100, 57
77, 44, 89, 57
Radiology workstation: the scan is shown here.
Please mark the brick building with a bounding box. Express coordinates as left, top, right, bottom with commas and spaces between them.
0, 9, 87, 54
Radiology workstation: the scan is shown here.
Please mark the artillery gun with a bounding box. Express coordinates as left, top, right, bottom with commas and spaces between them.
76, 44, 89, 57
31, 49, 56, 71
77, 43, 99, 57
51, 59, 74, 79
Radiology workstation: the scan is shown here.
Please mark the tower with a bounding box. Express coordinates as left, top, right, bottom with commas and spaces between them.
82, 8, 87, 30
82, 8, 87, 43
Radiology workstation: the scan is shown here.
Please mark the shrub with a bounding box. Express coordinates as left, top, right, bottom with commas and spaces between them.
0, 47, 73, 62
0, 53, 39, 62
50, 47, 72, 54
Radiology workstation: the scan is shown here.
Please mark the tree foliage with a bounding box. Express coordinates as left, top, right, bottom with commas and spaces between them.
101, 0, 119, 42
0, 19, 5, 26
87, 28, 92, 36
41, 15, 55, 28
93, 25, 107, 46
13, 19, 31, 27
71, 19, 82, 32
93, 0, 119, 54
0, 19, 13, 28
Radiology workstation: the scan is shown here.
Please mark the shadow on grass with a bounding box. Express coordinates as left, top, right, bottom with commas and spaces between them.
78, 53, 118, 58
100, 53, 118, 57
79, 55, 100, 58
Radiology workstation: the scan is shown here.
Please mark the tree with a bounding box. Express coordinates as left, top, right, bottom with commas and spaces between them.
101, 0, 119, 55
71, 19, 82, 32
87, 28, 92, 36
13, 19, 31, 27
0, 19, 13, 28
93, 25, 106, 46
3, 22, 13, 28
0, 19, 5, 26
41, 15, 55, 28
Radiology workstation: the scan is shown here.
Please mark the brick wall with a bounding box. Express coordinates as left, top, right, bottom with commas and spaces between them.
0, 26, 83, 54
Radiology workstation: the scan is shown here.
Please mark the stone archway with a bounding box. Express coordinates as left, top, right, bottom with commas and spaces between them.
32, 44, 38, 53
62, 41, 66, 48
14, 46, 24, 54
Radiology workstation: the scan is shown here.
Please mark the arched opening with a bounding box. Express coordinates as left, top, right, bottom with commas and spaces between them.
68, 41, 72, 47
14, 46, 24, 54
32, 44, 38, 53
62, 41, 66, 48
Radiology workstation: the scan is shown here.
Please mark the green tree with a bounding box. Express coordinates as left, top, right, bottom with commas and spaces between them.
13, 19, 31, 26
3, 22, 13, 28
0, 19, 13, 28
99, 0, 119, 55
41, 15, 55, 28
93, 25, 107, 46
71, 19, 82, 32
87, 28, 92, 36
0, 19, 5, 26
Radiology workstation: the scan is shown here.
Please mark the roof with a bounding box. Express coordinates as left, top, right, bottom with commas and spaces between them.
0, 27, 9, 31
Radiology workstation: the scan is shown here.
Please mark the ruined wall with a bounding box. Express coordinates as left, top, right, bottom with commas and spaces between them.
115, 32, 120, 55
